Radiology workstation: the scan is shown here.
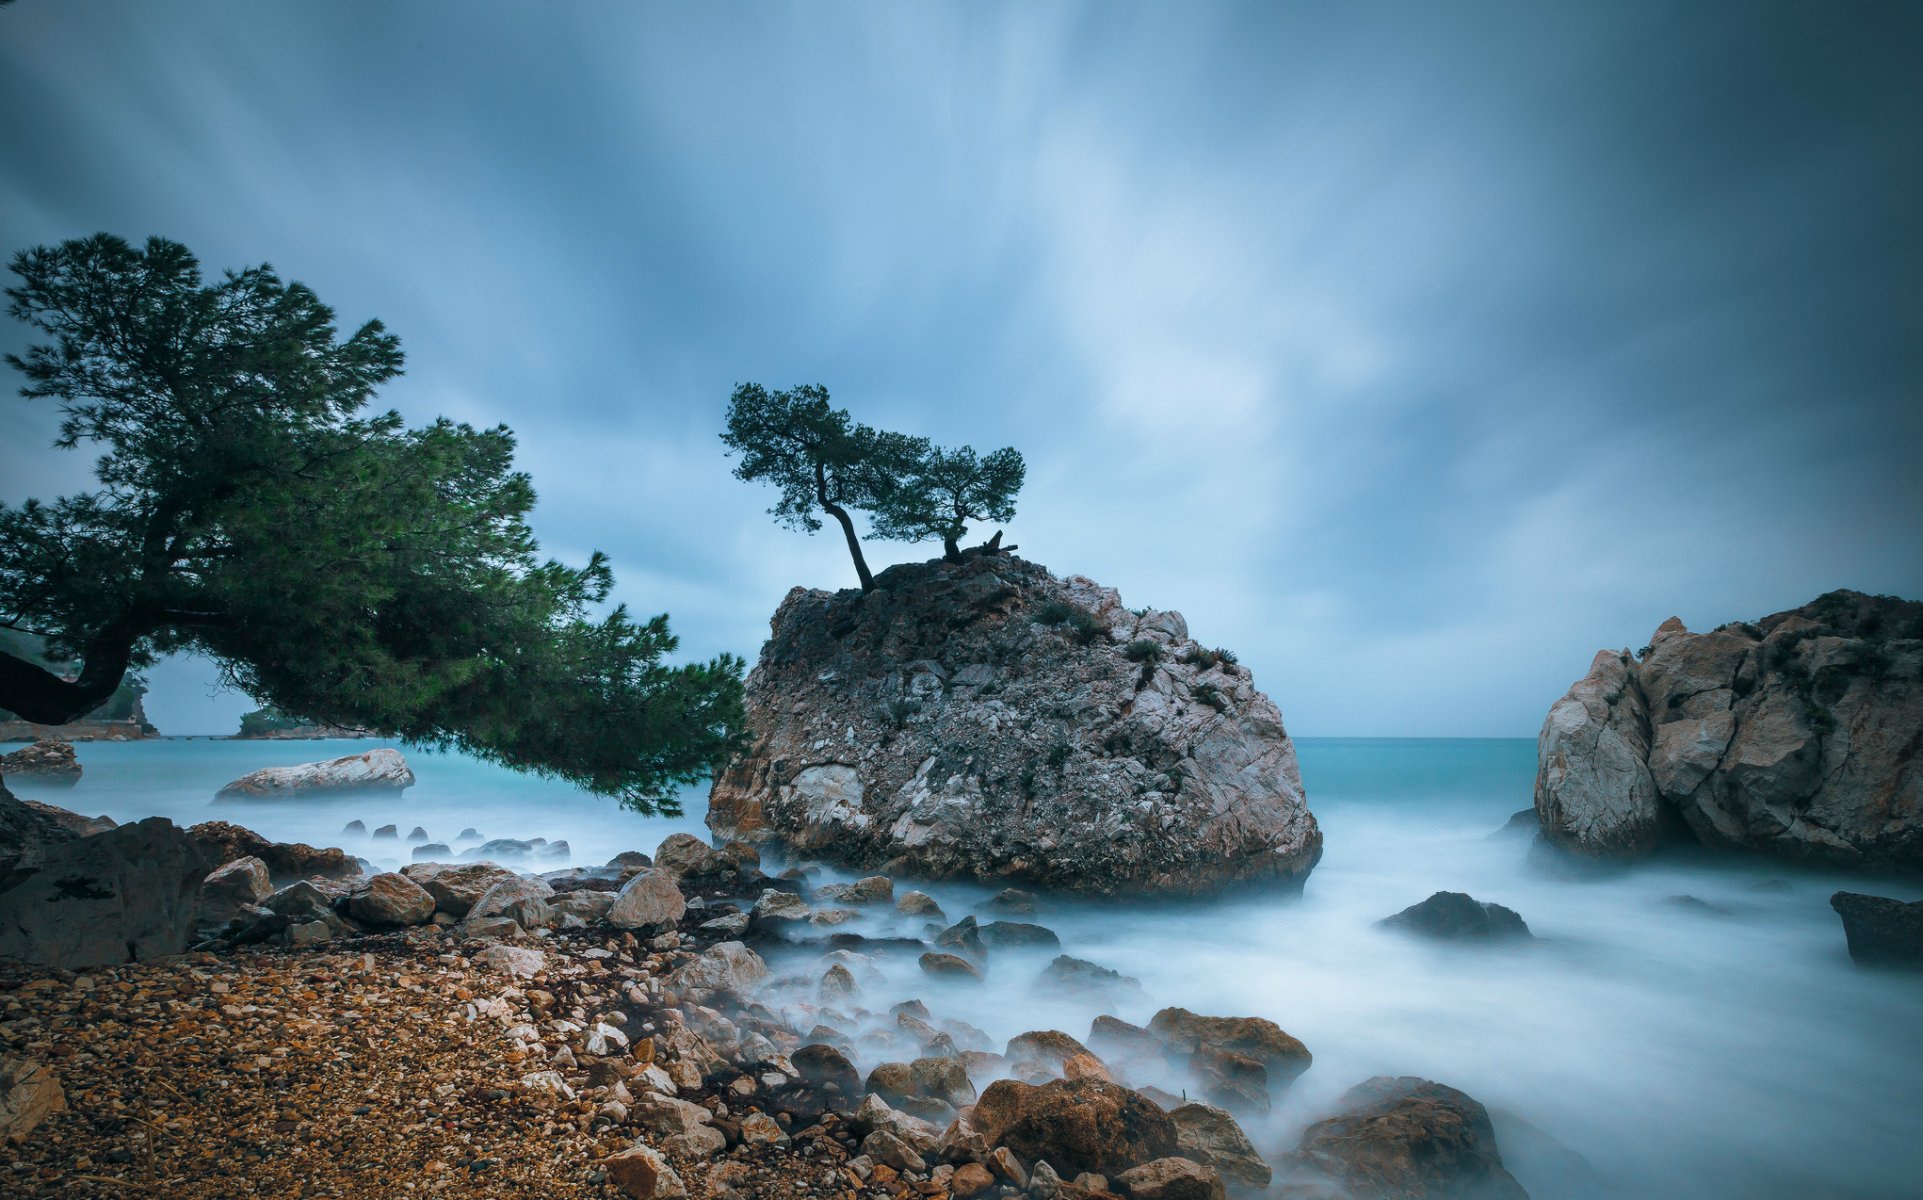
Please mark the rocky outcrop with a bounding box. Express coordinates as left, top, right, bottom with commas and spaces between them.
187, 821, 362, 885
1, 783, 87, 884
1534, 592, 1923, 869
0, 740, 81, 785
0, 816, 212, 968
1830, 891, 1923, 967
214, 747, 415, 800
1281, 1076, 1529, 1200
707, 555, 1320, 895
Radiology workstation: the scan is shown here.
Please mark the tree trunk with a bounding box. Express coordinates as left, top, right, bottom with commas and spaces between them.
0, 649, 127, 725
822, 502, 875, 592
942, 534, 963, 563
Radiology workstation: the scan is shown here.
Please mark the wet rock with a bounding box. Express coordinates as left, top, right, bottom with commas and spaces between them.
0, 1057, 66, 1144
1169, 1103, 1269, 1189
1282, 1076, 1528, 1200
705, 555, 1322, 895
403, 826, 427, 843
0, 816, 212, 969
468, 876, 555, 929
411, 842, 452, 860
816, 875, 894, 904
262, 879, 336, 923
981, 920, 1062, 950
819, 962, 859, 1004
1377, 892, 1533, 943
345, 871, 436, 927
971, 1076, 1179, 1180
1148, 1008, 1312, 1109
669, 940, 770, 996
607, 868, 686, 931
1831, 891, 1923, 967
936, 915, 988, 959
214, 747, 415, 800
0, 739, 81, 785
1037, 955, 1144, 1003
399, 861, 518, 917
1115, 1157, 1224, 1200
898, 889, 945, 918
699, 912, 751, 938
197, 855, 272, 930
920, 951, 984, 981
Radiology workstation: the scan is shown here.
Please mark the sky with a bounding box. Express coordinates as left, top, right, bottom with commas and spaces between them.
1, 1, 1919, 737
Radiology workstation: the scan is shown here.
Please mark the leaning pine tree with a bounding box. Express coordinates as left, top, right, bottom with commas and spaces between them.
0, 234, 742, 812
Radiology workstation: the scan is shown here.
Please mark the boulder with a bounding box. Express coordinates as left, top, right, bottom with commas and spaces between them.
920, 951, 984, 981
400, 861, 518, 917
411, 842, 452, 861
468, 876, 555, 929
705, 555, 1321, 895
654, 832, 729, 879
1, 785, 85, 883
606, 1144, 687, 1199
1377, 892, 1533, 943
1006, 1030, 1096, 1076
1146, 1009, 1311, 1083
213, 747, 415, 800
970, 1076, 1179, 1180
1830, 891, 1923, 967
607, 868, 686, 931
981, 920, 1061, 950
1282, 1076, 1528, 1200
669, 940, 770, 997
1535, 592, 1923, 868
1036, 955, 1143, 1003
1, 1057, 66, 1144
1114, 1158, 1225, 1200
0, 739, 81, 785
186, 821, 361, 885
0, 817, 212, 968
1168, 1103, 1269, 1189
197, 855, 272, 930
898, 889, 945, 918
345, 871, 436, 927
816, 875, 895, 904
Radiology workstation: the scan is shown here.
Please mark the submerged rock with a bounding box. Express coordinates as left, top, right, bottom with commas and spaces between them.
1377, 892, 1533, 943
1830, 891, 1923, 967
1281, 1076, 1528, 1200
1535, 592, 1923, 868
0, 739, 81, 786
706, 554, 1321, 895
213, 747, 415, 800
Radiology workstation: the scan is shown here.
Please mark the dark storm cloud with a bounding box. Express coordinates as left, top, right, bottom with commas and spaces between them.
2, 1, 1918, 735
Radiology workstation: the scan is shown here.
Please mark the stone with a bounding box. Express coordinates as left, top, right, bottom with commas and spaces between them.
898, 889, 945, 917
653, 832, 729, 879
400, 861, 519, 917
607, 868, 686, 930
863, 1128, 927, 1173
464, 838, 537, 861
1087, 1016, 1166, 1066
971, 1076, 1179, 1181
1146, 1009, 1311, 1084
345, 871, 436, 927
1377, 892, 1533, 942
1168, 1103, 1269, 1189
911, 1054, 977, 1107
920, 951, 984, 981
981, 920, 1061, 950
343, 820, 366, 835
1283, 1076, 1528, 1200
1007, 1030, 1096, 1076
740, 1110, 790, 1147
0, 816, 211, 969
186, 820, 361, 885
461, 915, 523, 941
475, 943, 547, 978
792, 1042, 861, 1097
0, 1057, 65, 1144
197, 855, 272, 930
669, 941, 770, 996
1114, 1157, 1223, 1200
820, 963, 859, 1004
986, 887, 1039, 915
468, 876, 555, 929
816, 875, 895, 904
262, 879, 336, 922
213, 747, 415, 799
661, 1126, 727, 1158
936, 915, 987, 959
406, 826, 428, 842
952, 1162, 996, 1197
705, 555, 1322, 895
849, 1093, 942, 1151
1830, 892, 1923, 967
0, 739, 81, 785
1036, 955, 1143, 1003
1, 785, 85, 882
1535, 592, 1923, 868
411, 842, 452, 860
606, 1144, 687, 1199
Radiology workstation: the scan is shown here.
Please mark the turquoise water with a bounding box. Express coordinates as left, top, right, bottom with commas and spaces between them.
10, 735, 1921, 1199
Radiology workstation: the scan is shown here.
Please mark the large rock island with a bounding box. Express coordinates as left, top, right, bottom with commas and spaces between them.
707, 554, 1321, 895
1535, 590, 1922, 869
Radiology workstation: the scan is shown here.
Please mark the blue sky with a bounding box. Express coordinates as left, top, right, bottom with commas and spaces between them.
3, 1, 1919, 736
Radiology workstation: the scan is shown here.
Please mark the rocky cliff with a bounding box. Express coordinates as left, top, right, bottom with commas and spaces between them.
1535, 590, 1923, 869
707, 554, 1321, 895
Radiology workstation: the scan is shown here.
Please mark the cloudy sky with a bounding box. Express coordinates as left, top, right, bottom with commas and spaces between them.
3, 1, 1919, 737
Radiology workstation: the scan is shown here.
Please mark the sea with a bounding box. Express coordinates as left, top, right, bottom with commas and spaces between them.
10, 735, 1920, 1200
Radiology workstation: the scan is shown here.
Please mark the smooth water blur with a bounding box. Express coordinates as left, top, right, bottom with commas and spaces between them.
13, 736, 1922, 1200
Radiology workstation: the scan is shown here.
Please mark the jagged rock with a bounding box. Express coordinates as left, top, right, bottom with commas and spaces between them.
816, 875, 895, 904
262, 879, 336, 923
1114, 1157, 1225, 1200
0, 817, 212, 968
936, 915, 987, 959
1, 784, 85, 882
1, 1057, 66, 1144
608, 868, 686, 931
400, 861, 518, 917
970, 1076, 1178, 1180
1169, 1102, 1270, 1189
706, 555, 1321, 895
213, 747, 415, 800
1830, 891, 1923, 967
1281, 1076, 1528, 1200
669, 941, 770, 997
186, 821, 361, 886
654, 832, 729, 879
0, 740, 81, 785
469, 876, 555, 929
1377, 892, 1533, 943
197, 856, 272, 930
345, 871, 436, 927
1535, 592, 1923, 868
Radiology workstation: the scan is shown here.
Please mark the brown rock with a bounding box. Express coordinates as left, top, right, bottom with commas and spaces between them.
606, 1144, 687, 1198
345, 871, 436, 927
1283, 1076, 1527, 1200
952, 1161, 996, 1196
970, 1076, 1178, 1180
1114, 1157, 1224, 1200
1168, 1102, 1270, 1189
400, 860, 518, 917
188, 820, 361, 886
0, 1057, 66, 1144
